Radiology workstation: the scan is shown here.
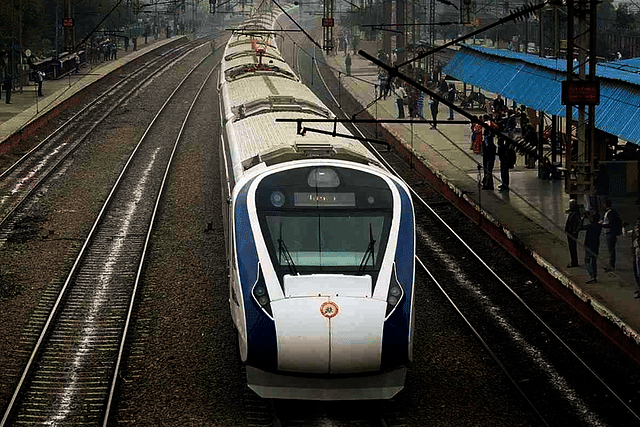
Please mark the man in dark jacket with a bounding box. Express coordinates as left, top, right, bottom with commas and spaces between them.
580, 211, 602, 283
429, 96, 439, 129
565, 199, 580, 268
447, 84, 456, 120
600, 199, 621, 271
481, 115, 497, 190
497, 138, 511, 192
438, 77, 448, 94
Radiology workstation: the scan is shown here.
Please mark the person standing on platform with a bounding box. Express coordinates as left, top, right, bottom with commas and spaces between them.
631, 218, 640, 298
383, 73, 392, 99
471, 116, 483, 153
481, 115, 497, 190
497, 138, 512, 192
407, 86, 416, 118
600, 199, 622, 272
493, 94, 505, 115
394, 84, 406, 119
4, 71, 12, 104
345, 53, 351, 76
437, 77, 447, 95
447, 83, 456, 120
580, 210, 602, 284
523, 123, 537, 169
519, 105, 529, 132
506, 109, 517, 139
35, 70, 44, 97
429, 96, 439, 129
565, 199, 581, 268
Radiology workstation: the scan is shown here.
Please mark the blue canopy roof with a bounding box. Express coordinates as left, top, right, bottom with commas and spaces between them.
442, 45, 640, 144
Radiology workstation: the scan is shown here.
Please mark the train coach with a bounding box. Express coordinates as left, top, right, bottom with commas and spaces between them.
217, 8, 416, 400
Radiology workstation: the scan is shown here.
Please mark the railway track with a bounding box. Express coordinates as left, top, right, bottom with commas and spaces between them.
306, 41, 640, 426
0, 39, 206, 244
0, 47, 217, 427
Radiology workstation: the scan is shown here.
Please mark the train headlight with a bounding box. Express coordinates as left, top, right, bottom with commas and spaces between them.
270, 191, 285, 207
385, 269, 404, 318
389, 286, 401, 298
252, 269, 273, 317
387, 286, 401, 306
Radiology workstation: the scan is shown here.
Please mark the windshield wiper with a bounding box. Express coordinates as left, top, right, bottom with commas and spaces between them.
278, 223, 298, 275
358, 223, 376, 273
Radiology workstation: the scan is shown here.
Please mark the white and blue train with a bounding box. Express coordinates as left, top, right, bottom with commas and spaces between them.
218, 8, 416, 400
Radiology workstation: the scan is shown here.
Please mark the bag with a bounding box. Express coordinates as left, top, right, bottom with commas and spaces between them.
609, 210, 623, 236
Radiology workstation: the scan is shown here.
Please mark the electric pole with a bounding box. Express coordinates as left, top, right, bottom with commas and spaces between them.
63, 0, 73, 52
563, 0, 599, 200
323, 0, 334, 54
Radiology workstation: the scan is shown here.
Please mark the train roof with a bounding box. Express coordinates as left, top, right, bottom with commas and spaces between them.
221, 10, 381, 178
225, 74, 317, 111
229, 111, 379, 173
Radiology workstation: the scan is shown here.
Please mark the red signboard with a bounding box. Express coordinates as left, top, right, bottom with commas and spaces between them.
322, 17, 334, 27
62, 17, 75, 28
561, 80, 600, 106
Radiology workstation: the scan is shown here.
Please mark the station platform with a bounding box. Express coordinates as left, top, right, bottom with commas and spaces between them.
324, 50, 640, 360
0, 34, 182, 148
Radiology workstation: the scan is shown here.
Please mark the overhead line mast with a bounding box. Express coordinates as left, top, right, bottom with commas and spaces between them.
563, 0, 599, 201
323, 0, 335, 53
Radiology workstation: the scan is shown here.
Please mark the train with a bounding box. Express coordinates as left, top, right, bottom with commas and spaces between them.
218, 6, 416, 400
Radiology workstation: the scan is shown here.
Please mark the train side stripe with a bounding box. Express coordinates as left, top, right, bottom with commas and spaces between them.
234, 179, 278, 370
381, 183, 415, 368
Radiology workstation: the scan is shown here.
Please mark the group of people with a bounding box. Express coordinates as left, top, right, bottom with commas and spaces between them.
565, 198, 630, 289
386, 79, 426, 120
470, 112, 517, 192
0, 52, 47, 102
89, 41, 118, 65
563, 160, 640, 292
384, 76, 457, 124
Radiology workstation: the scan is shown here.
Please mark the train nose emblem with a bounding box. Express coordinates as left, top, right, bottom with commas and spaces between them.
320, 301, 339, 319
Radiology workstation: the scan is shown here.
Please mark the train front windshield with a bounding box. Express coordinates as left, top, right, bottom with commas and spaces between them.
255, 167, 393, 278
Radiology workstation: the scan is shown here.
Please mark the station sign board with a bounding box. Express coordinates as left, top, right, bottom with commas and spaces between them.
561, 80, 600, 106
322, 17, 334, 27
63, 17, 74, 28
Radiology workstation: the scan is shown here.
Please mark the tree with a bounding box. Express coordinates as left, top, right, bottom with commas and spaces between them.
614, 3, 636, 33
